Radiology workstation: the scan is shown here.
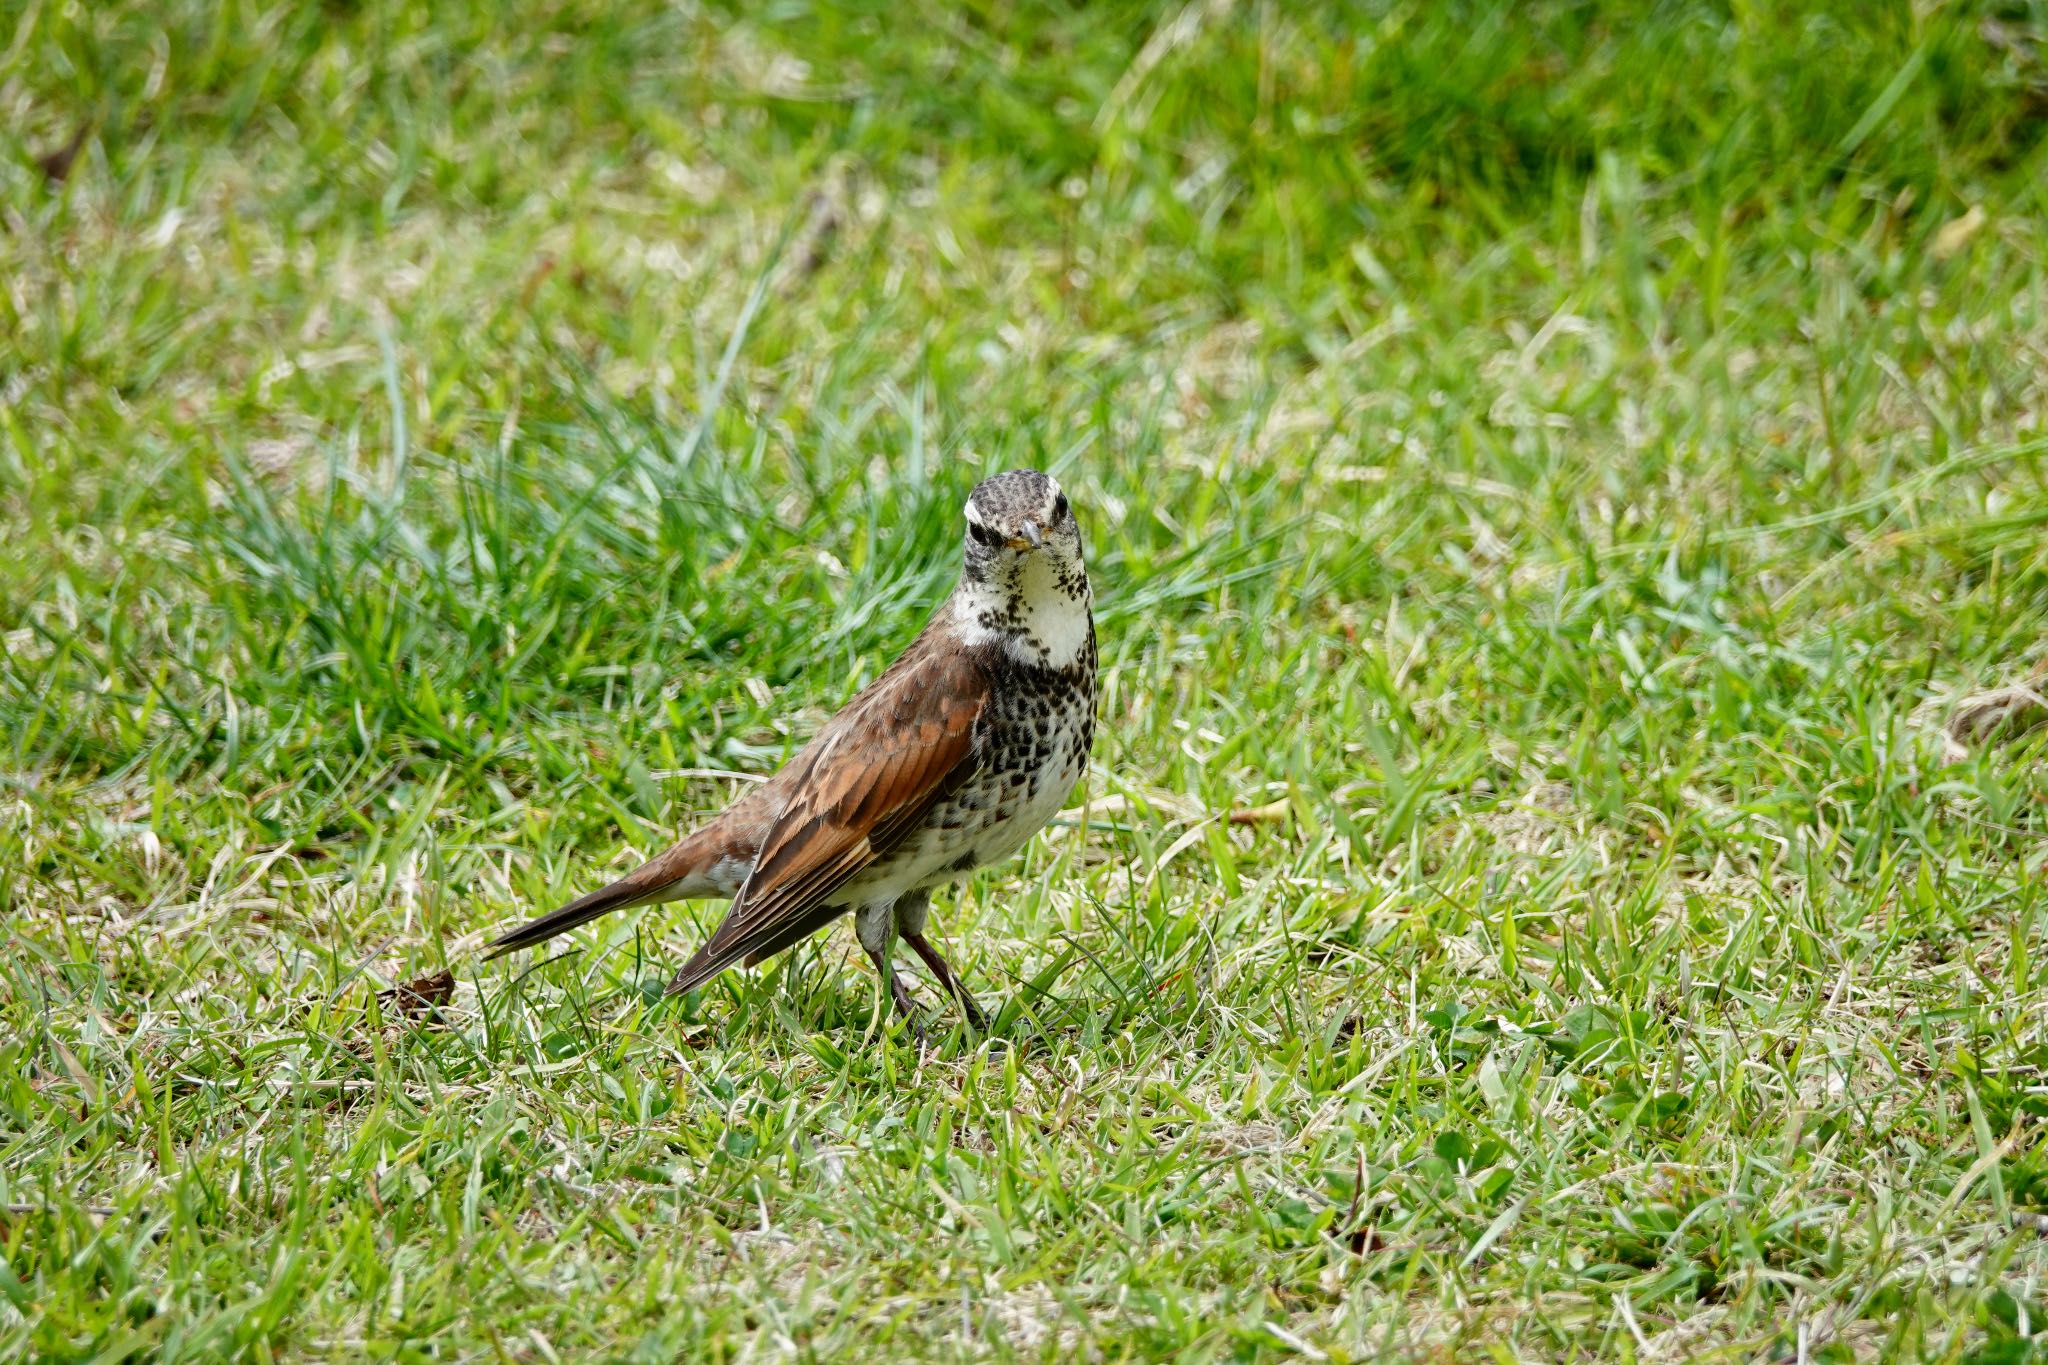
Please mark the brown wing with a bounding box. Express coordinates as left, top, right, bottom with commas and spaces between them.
664, 642, 987, 996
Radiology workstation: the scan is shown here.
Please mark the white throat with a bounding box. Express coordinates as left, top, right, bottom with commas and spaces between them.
953, 553, 1092, 669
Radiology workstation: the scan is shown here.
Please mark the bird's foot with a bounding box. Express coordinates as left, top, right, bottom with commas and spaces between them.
901, 930, 990, 1034
889, 974, 927, 1046
956, 992, 991, 1034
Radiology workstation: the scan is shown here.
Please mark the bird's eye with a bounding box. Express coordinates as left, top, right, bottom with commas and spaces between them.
968, 519, 1004, 548
1051, 492, 1069, 523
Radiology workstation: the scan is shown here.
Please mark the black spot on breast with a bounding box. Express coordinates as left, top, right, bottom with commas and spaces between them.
951, 849, 980, 872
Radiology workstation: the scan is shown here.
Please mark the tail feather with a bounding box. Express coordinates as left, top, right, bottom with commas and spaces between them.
484, 876, 667, 958
486, 826, 749, 959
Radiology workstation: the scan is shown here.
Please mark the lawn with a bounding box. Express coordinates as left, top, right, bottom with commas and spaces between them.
5, 0, 2048, 1359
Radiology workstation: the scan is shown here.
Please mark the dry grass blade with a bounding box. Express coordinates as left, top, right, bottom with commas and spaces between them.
1946, 685, 2048, 747
1917, 675, 2048, 763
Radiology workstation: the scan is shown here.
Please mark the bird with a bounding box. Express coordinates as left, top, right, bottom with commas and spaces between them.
487, 470, 1097, 1037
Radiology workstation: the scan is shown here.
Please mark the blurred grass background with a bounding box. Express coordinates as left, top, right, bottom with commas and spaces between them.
4, 0, 2048, 1359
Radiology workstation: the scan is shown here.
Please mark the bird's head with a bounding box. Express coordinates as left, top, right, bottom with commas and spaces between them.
960, 470, 1086, 597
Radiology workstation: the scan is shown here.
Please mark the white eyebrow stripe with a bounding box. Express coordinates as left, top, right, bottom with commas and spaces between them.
963, 497, 987, 526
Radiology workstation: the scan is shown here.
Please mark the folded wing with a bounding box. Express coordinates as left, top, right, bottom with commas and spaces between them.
664, 644, 987, 996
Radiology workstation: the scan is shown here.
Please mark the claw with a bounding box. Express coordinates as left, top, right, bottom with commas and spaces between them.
888, 972, 926, 1044
903, 930, 990, 1033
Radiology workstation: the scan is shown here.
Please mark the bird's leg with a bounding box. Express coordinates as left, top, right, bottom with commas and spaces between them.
856, 899, 923, 1043
894, 889, 990, 1032
903, 932, 990, 1033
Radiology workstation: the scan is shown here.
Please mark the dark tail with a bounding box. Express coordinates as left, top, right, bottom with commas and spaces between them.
485, 880, 665, 958
486, 837, 727, 958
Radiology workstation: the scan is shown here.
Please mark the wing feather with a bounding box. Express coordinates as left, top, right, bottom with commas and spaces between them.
664, 643, 986, 996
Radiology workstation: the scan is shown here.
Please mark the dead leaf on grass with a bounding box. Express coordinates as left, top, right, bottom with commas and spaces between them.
380, 969, 455, 1022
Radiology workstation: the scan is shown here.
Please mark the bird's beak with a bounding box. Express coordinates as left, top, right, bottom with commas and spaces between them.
1008, 521, 1043, 552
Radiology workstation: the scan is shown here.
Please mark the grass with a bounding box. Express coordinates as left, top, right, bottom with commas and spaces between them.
4, 0, 2048, 1358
